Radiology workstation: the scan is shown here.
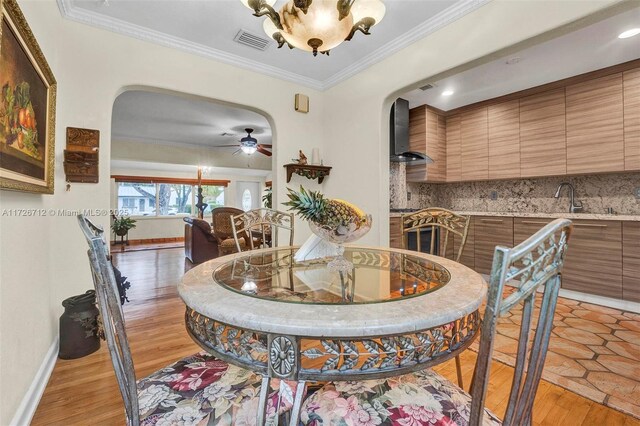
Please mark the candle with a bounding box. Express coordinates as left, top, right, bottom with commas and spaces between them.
311, 148, 320, 165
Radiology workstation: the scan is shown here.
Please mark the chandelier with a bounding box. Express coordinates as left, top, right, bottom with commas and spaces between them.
240, 0, 386, 56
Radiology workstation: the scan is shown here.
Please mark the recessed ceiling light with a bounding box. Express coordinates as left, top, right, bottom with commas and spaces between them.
505, 56, 522, 65
618, 28, 640, 39
442, 90, 454, 97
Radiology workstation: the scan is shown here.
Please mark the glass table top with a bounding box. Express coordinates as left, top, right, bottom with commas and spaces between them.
213, 247, 451, 305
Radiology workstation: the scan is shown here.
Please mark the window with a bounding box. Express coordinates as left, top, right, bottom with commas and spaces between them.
117, 182, 156, 215
116, 180, 226, 218
241, 189, 252, 212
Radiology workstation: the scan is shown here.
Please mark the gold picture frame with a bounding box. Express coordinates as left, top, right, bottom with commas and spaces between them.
0, 0, 56, 194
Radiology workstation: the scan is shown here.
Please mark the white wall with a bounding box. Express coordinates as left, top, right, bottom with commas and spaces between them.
0, 0, 618, 423
0, 1, 323, 423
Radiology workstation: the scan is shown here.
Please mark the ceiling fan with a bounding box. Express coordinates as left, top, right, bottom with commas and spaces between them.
217, 128, 272, 156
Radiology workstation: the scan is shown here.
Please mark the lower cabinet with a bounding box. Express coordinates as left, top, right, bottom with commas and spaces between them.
390, 216, 403, 249
474, 216, 514, 275
560, 220, 623, 299
623, 222, 640, 302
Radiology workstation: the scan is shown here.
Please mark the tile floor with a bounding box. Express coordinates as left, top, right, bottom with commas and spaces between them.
480, 293, 640, 419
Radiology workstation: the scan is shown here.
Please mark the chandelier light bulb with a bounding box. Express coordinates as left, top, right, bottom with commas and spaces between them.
351, 0, 386, 25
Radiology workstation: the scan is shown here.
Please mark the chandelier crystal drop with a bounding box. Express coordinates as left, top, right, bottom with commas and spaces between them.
243, 0, 385, 56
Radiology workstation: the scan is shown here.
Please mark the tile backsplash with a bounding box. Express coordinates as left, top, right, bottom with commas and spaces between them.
390, 163, 640, 215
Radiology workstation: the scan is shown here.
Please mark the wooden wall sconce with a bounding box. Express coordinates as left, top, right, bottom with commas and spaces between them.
63, 127, 99, 184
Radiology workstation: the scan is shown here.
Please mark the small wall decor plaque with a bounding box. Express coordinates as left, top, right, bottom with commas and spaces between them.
64, 127, 99, 183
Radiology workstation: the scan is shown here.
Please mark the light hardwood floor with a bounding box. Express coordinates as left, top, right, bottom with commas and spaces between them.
32, 248, 640, 425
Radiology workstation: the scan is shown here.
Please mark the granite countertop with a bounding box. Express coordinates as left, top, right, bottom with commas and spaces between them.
389, 210, 640, 221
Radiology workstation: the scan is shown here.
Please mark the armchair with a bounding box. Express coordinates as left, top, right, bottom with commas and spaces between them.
183, 217, 219, 264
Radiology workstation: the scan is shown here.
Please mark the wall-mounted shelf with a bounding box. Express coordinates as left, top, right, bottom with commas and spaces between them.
63, 127, 100, 183
284, 163, 332, 184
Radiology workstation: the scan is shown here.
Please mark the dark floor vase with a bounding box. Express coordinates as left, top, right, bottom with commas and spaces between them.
59, 290, 100, 359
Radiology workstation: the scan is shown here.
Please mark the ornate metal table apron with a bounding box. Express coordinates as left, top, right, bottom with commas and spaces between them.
179, 246, 487, 425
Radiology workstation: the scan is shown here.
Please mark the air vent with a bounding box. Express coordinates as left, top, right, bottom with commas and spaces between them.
419, 83, 436, 91
234, 29, 271, 51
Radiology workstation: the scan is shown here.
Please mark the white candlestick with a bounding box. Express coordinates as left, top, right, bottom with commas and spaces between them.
311, 148, 320, 165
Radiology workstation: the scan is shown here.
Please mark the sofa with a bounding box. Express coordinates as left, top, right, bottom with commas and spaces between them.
184, 217, 219, 264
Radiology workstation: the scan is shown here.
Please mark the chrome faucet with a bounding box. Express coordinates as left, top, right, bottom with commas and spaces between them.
554, 182, 583, 213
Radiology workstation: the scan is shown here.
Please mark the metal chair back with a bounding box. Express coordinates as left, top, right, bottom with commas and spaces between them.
401, 208, 470, 262
77, 215, 140, 425
469, 218, 573, 426
231, 208, 294, 252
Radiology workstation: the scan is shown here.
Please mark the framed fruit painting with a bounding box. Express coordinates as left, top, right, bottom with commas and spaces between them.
0, 0, 56, 193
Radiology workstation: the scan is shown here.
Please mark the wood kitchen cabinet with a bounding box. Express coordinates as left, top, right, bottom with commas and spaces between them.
562, 220, 622, 299
624, 68, 640, 171
488, 100, 520, 179
406, 106, 446, 182
474, 216, 513, 275
389, 216, 403, 249
519, 89, 567, 177
566, 73, 625, 174
445, 114, 461, 182
461, 107, 488, 181
623, 222, 640, 302
513, 217, 553, 245
453, 216, 474, 269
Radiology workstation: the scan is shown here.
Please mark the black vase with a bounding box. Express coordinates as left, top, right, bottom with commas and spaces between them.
59, 290, 101, 359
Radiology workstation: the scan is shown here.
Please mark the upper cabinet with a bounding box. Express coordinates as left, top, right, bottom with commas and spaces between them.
566, 73, 625, 174
488, 100, 520, 179
405, 62, 640, 183
445, 114, 461, 182
624, 68, 640, 171
406, 106, 447, 182
460, 107, 488, 181
519, 89, 567, 177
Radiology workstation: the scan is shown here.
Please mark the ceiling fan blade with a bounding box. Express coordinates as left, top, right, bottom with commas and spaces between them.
215, 144, 241, 148
259, 144, 272, 148
257, 146, 272, 157
232, 148, 242, 156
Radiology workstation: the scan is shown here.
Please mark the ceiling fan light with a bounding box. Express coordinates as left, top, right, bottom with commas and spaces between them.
263, 17, 280, 40
240, 0, 276, 11
280, 0, 354, 53
351, 0, 386, 25
241, 145, 258, 155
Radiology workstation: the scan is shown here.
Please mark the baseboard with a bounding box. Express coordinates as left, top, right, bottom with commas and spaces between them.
10, 336, 59, 426
559, 289, 640, 314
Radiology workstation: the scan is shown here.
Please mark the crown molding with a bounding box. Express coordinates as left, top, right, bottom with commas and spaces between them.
57, 0, 490, 92
56, 0, 324, 91
321, 0, 491, 90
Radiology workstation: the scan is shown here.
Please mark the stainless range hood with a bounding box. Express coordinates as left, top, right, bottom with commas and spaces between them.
389, 98, 433, 164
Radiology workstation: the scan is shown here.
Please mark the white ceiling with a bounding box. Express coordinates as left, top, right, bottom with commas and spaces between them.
111, 90, 273, 170
59, 0, 485, 90
402, 6, 640, 111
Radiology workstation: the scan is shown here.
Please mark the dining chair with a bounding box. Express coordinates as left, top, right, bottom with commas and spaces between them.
401, 207, 471, 387
231, 208, 294, 253
77, 214, 295, 425
211, 207, 245, 256
300, 218, 573, 426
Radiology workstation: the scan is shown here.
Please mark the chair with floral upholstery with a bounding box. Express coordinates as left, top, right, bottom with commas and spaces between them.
401, 207, 471, 388
77, 214, 295, 425
300, 218, 573, 426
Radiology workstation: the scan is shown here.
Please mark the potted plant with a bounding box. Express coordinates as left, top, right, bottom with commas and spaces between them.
262, 186, 272, 209
111, 216, 137, 249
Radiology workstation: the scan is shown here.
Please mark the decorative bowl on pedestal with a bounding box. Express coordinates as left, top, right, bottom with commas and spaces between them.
308, 214, 372, 272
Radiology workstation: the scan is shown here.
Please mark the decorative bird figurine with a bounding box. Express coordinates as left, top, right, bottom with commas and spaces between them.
298, 150, 308, 165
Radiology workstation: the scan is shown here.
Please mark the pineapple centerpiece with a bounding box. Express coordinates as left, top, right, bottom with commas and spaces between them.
284, 186, 372, 271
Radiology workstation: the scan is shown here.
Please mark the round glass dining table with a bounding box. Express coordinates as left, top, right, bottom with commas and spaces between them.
179, 246, 487, 424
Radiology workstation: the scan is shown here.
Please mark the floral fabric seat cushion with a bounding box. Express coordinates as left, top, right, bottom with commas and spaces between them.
137, 352, 293, 425
301, 369, 502, 426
